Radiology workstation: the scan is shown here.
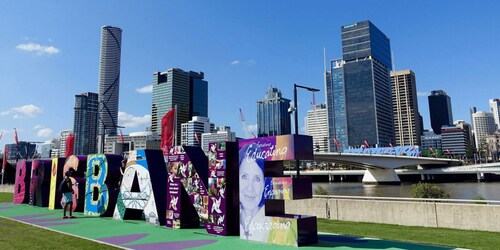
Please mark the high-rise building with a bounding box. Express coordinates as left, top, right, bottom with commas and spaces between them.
390, 70, 421, 146
305, 104, 329, 152
73, 92, 99, 155
428, 90, 453, 134
341, 20, 394, 147
189, 71, 208, 118
489, 99, 500, 130
257, 86, 291, 137
181, 116, 214, 147
151, 68, 208, 145
325, 59, 347, 152
97, 26, 122, 141
472, 111, 496, 150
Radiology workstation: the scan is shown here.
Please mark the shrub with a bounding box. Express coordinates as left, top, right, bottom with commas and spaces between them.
411, 183, 450, 199
472, 194, 487, 204
314, 186, 329, 195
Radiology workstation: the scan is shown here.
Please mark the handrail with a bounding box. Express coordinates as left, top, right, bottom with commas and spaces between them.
312, 195, 500, 205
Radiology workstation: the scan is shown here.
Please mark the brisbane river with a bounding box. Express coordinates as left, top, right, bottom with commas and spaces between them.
312, 182, 500, 200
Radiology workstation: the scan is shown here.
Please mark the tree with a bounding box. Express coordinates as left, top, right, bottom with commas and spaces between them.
465, 141, 475, 160
411, 183, 450, 199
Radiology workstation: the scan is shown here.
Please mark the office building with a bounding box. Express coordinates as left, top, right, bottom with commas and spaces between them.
97, 26, 122, 141
325, 59, 347, 152
305, 104, 329, 152
104, 131, 160, 154
257, 86, 291, 137
441, 122, 469, 156
489, 99, 500, 130
73, 92, 99, 155
428, 90, 453, 134
151, 68, 208, 145
472, 111, 496, 150
341, 20, 394, 147
181, 116, 214, 147
201, 126, 236, 153
421, 131, 442, 152
391, 70, 421, 146
189, 71, 208, 118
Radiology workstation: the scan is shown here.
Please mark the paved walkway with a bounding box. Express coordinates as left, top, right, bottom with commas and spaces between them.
0, 202, 453, 250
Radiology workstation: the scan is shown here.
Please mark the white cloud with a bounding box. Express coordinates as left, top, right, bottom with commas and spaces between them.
0, 104, 42, 118
136, 85, 153, 94
417, 92, 431, 97
231, 60, 240, 65
16, 42, 60, 55
37, 128, 53, 138
33, 125, 43, 130
118, 111, 151, 128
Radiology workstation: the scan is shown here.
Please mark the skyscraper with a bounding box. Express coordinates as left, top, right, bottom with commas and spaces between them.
390, 70, 421, 146
189, 71, 208, 118
341, 20, 393, 147
428, 90, 453, 134
98, 26, 122, 141
151, 68, 208, 145
325, 59, 347, 152
472, 111, 496, 150
489, 98, 500, 130
257, 86, 291, 137
305, 104, 329, 152
73, 92, 99, 155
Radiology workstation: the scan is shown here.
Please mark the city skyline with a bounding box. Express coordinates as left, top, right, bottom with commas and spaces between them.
2, 1, 500, 151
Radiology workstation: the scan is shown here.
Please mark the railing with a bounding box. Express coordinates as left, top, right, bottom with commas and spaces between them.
313, 194, 500, 205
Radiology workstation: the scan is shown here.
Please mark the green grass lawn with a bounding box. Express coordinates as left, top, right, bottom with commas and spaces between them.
2, 192, 500, 249
318, 218, 500, 250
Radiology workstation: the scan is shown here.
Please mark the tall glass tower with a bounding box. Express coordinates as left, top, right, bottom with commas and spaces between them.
189, 71, 208, 118
151, 68, 208, 145
257, 86, 291, 137
428, 90, 453, 134
341, 20, 394, 147
98, 26, 122, 139
325, 59, 348, 152
73, 92, 99, 155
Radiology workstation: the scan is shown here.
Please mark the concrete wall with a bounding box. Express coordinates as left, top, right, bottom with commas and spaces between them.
285, 198, 500, 232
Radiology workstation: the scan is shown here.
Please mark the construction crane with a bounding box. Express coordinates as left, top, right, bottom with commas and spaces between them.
239, 108, 251, 139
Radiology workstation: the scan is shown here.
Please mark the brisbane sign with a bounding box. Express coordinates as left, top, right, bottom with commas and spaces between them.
12, 134, 317, 247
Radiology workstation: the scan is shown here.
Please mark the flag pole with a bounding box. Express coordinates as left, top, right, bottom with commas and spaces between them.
174, 105, 177, 147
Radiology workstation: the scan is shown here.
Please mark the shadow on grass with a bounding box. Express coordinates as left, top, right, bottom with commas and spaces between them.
315, 234, 452, 249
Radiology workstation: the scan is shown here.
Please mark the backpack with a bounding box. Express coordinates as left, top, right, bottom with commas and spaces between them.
59, 178, 72, 193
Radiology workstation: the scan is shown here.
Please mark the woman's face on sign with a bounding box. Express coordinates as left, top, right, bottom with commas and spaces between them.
239, 158, 264, 211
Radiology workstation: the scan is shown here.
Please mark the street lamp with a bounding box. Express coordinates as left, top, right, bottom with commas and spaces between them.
291, 83, 320, 177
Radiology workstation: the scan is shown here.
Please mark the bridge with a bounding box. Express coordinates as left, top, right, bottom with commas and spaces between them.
288, 152, 462, 184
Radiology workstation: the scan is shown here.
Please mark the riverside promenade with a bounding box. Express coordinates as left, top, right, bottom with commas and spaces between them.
0, 202, 454, 250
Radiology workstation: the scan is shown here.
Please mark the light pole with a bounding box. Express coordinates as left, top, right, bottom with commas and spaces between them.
291, 83, 320, 177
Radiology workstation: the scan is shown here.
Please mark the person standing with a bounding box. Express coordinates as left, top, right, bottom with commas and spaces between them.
60, 170, 75, 219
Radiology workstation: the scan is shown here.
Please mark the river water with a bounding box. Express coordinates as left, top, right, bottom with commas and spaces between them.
312, 182, 500, 201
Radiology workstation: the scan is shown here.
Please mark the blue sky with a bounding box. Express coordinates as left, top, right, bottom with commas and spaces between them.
1, 1, 499, 151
